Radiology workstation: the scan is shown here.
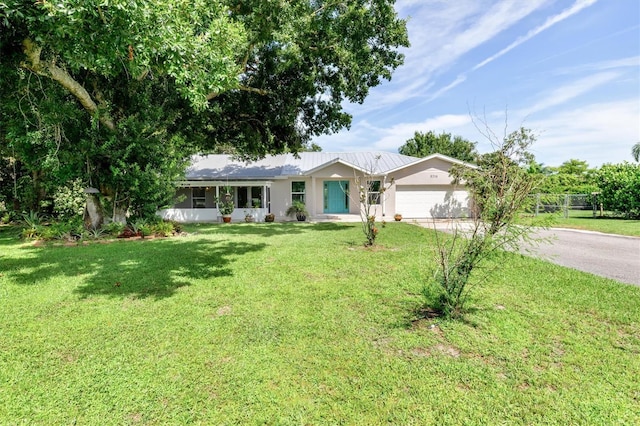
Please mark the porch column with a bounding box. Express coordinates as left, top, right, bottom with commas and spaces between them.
310, 177, 316, 217
263, 184, 267, 212
382, 175, 387, 217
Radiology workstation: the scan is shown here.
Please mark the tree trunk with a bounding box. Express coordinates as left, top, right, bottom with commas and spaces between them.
84, 194, 104, 229
111, 206, 128, 224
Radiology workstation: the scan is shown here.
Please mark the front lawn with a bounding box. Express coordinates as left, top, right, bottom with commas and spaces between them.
1, 223, 639, 424
546, 210, 640, 236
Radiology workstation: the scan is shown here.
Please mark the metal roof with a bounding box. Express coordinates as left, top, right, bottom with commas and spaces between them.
185, 152, 422, 179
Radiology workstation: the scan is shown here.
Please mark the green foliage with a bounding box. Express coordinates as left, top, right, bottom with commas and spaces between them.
285, 200, 308, 218
353, 168, 393, 246
51, 217, 84, 241
1, 211, 13, 224
52, 178, 86, 220
217, 189, 235, 216
104, 221, 126, 237
596, 162, 640, 218
433, 127, 542, 319
87, 226, 106, 239
20, 216, 85, 241
21, 210, 41, 228
129, 218, 146, 235
152, 221, 175, 237
398, 131, 478, 162
632, 142, 640, 162
138, 223, 153, 238
1, 0, 408, 226
535, 159, 598, 194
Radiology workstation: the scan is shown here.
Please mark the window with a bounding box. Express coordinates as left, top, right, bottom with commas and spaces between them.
236, 186, 264, 208
367, 180, 381, 205
292, 181, 305, 203
237, 186, 249, 208
251, 187, 263, 208
192, 187, 206, 208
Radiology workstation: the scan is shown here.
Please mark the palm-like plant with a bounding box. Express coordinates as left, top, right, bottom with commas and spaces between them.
286, 200, 308, 221
632, 142, 640, 162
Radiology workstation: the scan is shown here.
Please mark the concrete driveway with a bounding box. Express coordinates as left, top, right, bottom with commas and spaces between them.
419, 221, 640, 286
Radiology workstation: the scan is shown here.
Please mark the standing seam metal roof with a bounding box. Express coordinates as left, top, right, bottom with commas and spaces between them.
185, 152, 419, 179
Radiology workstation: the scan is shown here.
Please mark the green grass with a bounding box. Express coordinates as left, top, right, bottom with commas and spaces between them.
1, 223, 639, 424
540, 210, 640, 236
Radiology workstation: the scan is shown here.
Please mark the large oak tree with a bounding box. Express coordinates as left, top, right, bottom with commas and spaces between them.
0, 0, 408, 218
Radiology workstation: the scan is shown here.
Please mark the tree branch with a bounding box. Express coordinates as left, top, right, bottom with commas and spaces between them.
206, 85, 270, 101
21, 38, 116, 131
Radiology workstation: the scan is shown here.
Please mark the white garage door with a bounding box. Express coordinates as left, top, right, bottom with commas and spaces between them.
396, 186, 469, 218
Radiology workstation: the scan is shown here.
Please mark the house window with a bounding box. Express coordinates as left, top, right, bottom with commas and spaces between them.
367, 180, 381, 205
251, 187, 263, 208
292, 181, 305, 203
237, 186, 249, 208
237, 186, 264, 208
192, 187, 206, 208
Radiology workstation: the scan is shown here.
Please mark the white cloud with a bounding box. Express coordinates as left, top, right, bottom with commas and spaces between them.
313, 1, 638, 169
554, 56, 640, 75
372, 114, 473, 150
316, 98, 639, 167
527, 99, 640, 166
315, 113, 473, 153
473, 0, 599, 71
523, 71, 621, 115
428, 0, 600, 103
359, 0, 550, 111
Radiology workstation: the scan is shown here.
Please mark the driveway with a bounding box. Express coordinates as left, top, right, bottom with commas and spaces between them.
418, 221, 640, 286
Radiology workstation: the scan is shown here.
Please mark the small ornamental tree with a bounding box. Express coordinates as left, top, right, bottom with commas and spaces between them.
430, 126, 543, 318
348, 156, 394, 246
355, 176, 394, 246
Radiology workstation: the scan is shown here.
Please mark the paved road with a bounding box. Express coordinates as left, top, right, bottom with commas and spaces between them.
421, 221, 640, 286
524, 228, 640, 286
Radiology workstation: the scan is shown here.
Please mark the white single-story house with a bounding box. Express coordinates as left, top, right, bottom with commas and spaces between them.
158, 152, 474, 222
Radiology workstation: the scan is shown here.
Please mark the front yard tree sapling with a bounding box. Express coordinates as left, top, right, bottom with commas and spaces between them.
430, 126, 543, 319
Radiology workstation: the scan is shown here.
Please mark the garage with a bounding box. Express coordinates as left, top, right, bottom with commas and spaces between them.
395, 185, 469, 218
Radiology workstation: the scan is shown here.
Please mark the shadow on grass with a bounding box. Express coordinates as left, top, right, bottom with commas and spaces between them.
183, 222, 353, 237
0, 225, 22, 247
3, 237, 267, 300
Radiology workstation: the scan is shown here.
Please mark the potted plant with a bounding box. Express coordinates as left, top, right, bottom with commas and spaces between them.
217, 190, 234, 223
394, 213, 402, 221
286, 200, 308, 222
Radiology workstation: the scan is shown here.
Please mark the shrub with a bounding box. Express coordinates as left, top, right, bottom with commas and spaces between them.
1, 210, 16, 224
22, 211, 42, 228
596, 162, 640, 218
104, 221, 126, 237
431, 127, 543, 319
53, 178, 86, 220
139, 223, 153, 238
152, 221, 175, 237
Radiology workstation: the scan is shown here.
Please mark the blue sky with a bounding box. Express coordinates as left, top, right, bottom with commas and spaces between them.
313, 0, 640, 167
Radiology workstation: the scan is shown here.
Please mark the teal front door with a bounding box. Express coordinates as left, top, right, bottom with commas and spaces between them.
324, 181, 349, 213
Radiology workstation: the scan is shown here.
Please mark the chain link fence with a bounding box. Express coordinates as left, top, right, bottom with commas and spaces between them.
530, 193, 602, 218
